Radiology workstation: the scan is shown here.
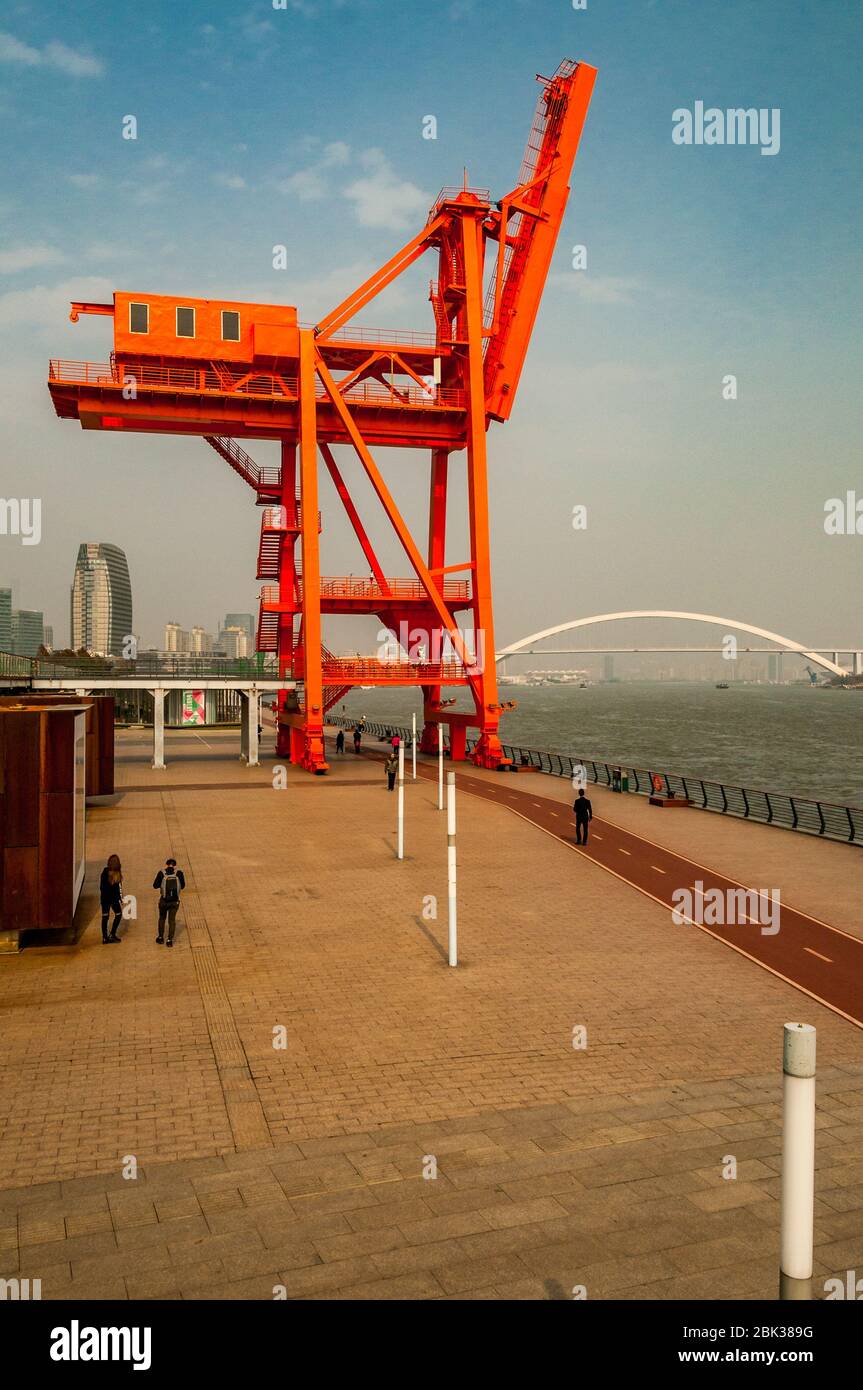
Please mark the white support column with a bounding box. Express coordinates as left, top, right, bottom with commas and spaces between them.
411, 712, 417, 780
438, 730, 444, 811
780, 1022, 816, 1300
248, 689, 259, 767
239, 691, 249, 762
151, 688, 166, 769
397, 742, 405, 860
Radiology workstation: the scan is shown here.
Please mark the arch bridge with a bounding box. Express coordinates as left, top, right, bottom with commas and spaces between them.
496, 611, 855, 678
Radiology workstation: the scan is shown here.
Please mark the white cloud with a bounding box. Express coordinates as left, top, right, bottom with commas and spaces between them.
0, 276, 113, 333
322, 141, 350, 168
276, 141, 351, 202
43, 41, 102, 77
0, 32, 40, 65
342, 148, 428, 231
0, 244, 64, 273
67, 173, 100, 189
0, 30, 102, 77
278, 168, 328, 202
212, 173, 247, 190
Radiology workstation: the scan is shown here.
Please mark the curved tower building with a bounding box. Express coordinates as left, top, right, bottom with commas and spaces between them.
70, 543, 133, 656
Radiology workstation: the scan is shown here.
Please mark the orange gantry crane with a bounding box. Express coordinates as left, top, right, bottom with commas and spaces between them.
48, 58, 596, 774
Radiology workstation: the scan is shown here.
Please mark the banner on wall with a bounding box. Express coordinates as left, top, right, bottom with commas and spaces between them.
182, 690, 206, 725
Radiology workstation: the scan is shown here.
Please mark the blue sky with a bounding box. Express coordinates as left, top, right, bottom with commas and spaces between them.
0, 0, 860, 657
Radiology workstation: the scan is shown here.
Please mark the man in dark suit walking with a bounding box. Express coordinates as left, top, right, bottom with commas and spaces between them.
573, 788, 593, 845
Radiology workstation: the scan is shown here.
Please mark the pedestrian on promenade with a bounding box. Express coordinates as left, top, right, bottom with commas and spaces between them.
391, 733, 400, 750
99, 854, 124, 944
153, 857, 186, 948
573, 788, 593, 845
335, 728, 345, 755
353, 725, 362, 754
385, 750, 398, 791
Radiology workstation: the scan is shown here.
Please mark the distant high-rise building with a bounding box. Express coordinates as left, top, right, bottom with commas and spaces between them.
189, 626, 214, 654
71, 543, 133, 656
224, 613, 254, 639
0, 588, 11, 650
165, 622, 190, 653
42, 625, 54, 651
220, 625, 249, 659
11, 609, 44, 657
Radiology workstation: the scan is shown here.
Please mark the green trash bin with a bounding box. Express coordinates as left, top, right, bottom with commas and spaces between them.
621, 772, 629, 793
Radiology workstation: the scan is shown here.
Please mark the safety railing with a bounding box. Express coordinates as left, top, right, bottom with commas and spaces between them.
326, 716, 862, 845
0, 650, 34, 678
312, 322, 438, 348
318, 577, 471, 602
49, 359, 464, 410
308, 658, 468, 684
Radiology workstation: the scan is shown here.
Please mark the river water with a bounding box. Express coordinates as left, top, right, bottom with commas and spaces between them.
335, 683, 863, 807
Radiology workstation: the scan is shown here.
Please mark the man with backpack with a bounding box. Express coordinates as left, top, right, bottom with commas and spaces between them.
153, 857, 186, 947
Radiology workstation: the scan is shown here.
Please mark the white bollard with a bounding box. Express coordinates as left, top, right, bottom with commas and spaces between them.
397, 741, 405, 861
438, 732, 444, 811
447, 770, 457, 967
780, 1022, 816, 1299
412, 712, 417, 780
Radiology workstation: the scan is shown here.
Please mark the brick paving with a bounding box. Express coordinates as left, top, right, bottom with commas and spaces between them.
0, 727, 861, 1299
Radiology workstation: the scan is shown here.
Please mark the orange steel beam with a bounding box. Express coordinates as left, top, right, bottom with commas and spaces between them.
319, 442, 390, 593
316, 215, 445, 339
483, 61, 596, 421
315, 356, 478, 694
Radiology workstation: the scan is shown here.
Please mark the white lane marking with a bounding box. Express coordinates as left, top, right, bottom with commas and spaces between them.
550, 812, 559, 818
575, 804, 863, 946
804, 947, 833, 964
651, 865, 667, 874
490, 802, 862, 1034
592, 834, 603, 841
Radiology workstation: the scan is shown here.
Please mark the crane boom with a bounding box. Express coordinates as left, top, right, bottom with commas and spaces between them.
483, 58, 596, 421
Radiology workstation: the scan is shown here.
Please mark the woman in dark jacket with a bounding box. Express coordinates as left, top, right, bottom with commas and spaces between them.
99, 854, 124, 943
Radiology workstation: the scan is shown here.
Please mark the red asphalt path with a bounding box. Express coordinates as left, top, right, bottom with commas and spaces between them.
402, 756, 863, 1030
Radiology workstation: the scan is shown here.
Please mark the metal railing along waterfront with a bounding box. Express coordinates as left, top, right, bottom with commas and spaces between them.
327, 715, 862, 845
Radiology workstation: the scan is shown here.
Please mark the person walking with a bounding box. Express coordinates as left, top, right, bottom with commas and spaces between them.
385, 749, 398, 791
153, 857, 186, 947
335, 728, 345, 755
353, 725, 362, 754
573, 788, 593, 845
99, 854, 124, 944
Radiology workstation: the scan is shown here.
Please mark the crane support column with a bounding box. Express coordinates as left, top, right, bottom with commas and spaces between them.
276, 441, 297, 759
421, 447, 449, 754
461, 211, 505, 770
292, 331, 327, 772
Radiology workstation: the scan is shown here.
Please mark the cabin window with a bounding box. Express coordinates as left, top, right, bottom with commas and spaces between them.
129, 302, 149, 334
221, 310, 240, 342
176, 306, 196, 338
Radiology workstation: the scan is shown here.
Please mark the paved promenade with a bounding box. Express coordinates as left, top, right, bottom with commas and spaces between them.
1, 727, 861, 1299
